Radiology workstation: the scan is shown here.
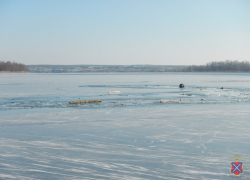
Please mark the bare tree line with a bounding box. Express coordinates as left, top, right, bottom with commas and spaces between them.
179, 60, 250, 72
1, 60, 249, 72
0, 61, 27, 72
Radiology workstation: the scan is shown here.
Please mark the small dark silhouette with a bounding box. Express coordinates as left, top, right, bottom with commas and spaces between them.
179, 84, 185, 88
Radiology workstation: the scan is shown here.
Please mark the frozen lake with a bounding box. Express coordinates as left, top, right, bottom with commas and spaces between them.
0, 73, 250, 179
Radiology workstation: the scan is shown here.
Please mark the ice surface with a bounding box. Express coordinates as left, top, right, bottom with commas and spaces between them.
1, 105, 250, 179
1, 73, 250, 179
1, 73, 250, 111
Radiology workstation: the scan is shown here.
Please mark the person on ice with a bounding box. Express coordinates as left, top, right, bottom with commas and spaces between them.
179, 84, 185, 88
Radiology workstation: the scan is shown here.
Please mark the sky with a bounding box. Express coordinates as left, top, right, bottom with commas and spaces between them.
0, 0, 249, 65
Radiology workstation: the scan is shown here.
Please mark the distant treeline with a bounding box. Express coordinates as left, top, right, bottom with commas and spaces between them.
179, 60, 250, 72
0, 61, 27, 72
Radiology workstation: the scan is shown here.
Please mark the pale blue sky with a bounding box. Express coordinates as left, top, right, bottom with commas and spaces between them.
0, 0, 249, 65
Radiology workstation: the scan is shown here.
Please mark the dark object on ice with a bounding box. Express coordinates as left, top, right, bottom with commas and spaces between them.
69, 99, 102, 104
220, 87, 224, 89
201, 99, 203, 101
179, 84, 185, 88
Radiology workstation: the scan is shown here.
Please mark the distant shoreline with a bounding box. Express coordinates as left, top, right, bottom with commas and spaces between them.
0, 71, 28, 74
26, 61, 250, 73
0, 71, 250, 74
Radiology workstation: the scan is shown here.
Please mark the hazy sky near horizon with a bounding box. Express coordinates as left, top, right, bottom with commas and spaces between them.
0, 0, 249, 65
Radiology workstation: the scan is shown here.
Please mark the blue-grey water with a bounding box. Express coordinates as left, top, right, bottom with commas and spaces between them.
0, 73, 250, 179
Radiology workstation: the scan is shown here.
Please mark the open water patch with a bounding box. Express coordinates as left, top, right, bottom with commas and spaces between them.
1, 86, 250, 111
